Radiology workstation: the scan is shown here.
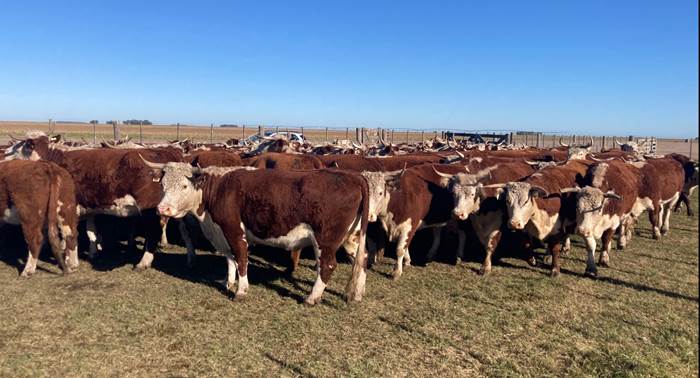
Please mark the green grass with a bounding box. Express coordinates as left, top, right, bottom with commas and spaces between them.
0, 196, 697, 377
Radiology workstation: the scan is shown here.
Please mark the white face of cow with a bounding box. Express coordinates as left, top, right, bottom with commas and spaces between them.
360, 171, 393, 222
448, 175, 483, 220
567, 145, 592, 160
503, 182, 547, 229
157, 163, 204, 219
571, 187, 622, 237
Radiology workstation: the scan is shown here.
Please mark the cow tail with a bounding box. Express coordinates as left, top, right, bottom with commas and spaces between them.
45, 166, 68, 274
345, 177, 370, 302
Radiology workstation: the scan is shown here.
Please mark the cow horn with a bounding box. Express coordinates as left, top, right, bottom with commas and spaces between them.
432, 166, 454, 179
560, 187, 581, 194
584, 136, 593, 148
139, 154, 166, 170
615, 138, 623, 147
455, 150, 464, 159
604, 191, 623, 200
483, 183, 506, 189
101, 137, 117, 148
588, 154, 615, 162
524, 159, 539, 165
351, 141, 363, 149
558, 137, 569, 147
8, 133, 22, 142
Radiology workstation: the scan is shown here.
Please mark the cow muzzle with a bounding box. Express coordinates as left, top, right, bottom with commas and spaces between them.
509, 220, 525, 230
157, 204, 176, 217
453, 209, 469, 220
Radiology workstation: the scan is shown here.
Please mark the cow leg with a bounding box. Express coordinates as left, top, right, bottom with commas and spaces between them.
598, 228, 614, 267
425, 227, 442, 261
616, 224, 626, 250
648, 206, 661, 239
85, 215, 102, 259
561, 236, 571, 255
583, 236, 598, 277
548, 239, 563, 277
661, 193, 679, 235
455, 229, 466, 263
392, 226, 413, 280
306, 237, 339, 305
479, 230, 502, 275
19, 224, 43, 277
288, 249, 301, 274
178, 220, 196, 268
135, 212, 162, 271
126, 218, 137, 252
160, 216, 169, 246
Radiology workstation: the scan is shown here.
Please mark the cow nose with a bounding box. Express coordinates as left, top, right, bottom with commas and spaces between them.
454, 211, 467, 220
158, 205, 173, 216
509, 220, 522, 229
578, 228, 591, 237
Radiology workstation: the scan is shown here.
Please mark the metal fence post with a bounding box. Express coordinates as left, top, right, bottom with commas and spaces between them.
139, 121, 143, 144
690, 138, 694, 159
176, 123, 180, 140
210, 123, 214, 143
91, 120, 97, 144
242, 125, 246, 139
325, 127, 328, 142
405, 129, 409, 144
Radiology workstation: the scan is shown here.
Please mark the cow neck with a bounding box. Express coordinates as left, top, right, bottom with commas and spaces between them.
44, 145, 67, 167
196, 171, 241, 221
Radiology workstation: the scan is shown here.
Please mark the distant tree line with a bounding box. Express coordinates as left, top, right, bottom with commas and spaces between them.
123, 119, 152, 125
219, 124, 239, 128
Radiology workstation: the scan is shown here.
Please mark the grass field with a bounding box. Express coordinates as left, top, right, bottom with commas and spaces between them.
0, 193, 697, 377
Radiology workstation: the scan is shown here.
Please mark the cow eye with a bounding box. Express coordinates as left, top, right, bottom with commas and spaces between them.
182, 184, 188, 189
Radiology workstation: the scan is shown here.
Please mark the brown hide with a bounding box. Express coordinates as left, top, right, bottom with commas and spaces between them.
188, 150, 243, 168
0, 160, 79, 274
247, 152, 324, 170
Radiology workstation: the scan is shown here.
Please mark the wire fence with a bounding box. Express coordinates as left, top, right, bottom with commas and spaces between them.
1, 120, 698, 159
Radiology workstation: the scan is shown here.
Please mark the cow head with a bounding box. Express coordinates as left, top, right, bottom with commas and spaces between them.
434, 166, 495, 220
3, 131, 51, 161
361, 169, 404, 222
500, 182, 549, 230
560, 136, 593, 161
561, 186, 622, 237
140, 157, 205, 219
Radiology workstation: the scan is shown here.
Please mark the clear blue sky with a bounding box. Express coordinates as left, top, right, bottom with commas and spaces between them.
0, 1, 697, 137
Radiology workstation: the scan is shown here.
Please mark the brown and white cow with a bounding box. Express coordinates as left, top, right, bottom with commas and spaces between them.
436, 161, 537, 274
0, 160, 79, 276
143, 161, 370, 305
494, 160, 592, 276
4, 132, 183, 270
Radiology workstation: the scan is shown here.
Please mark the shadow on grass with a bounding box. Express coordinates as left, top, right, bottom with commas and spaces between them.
264, 352, 316, 377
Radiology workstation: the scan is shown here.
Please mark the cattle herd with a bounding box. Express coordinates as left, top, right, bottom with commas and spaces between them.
1, 131, 698, 306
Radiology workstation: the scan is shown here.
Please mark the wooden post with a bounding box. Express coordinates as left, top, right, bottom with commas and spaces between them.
345, 127, 349, 141
176, 123, 180, 140
391, 129, 394, 144
258, 125, 263, 136
301, 127, 304, 139
509, 132, 514, 144
91, 120, 97, 144
690, 138, 694, 159
421, 130, 424, 143
325, 127, 328, 142
48, 118, 53, 134
139, 121, 143, 144
113, 121, 121, 142
355, 128, 360, 142
406, 129, 409, 144
524, 134, 528, 146
242, 125, 246, 139
601, 136, 606, 151
210, 123, 214, 143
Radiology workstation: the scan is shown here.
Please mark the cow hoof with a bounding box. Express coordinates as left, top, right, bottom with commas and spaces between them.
526, 256, 537, 267
478, 266, 491, 276
550, 270, 560, 278
19, 271, 33, 278
133, 264, 149, 272
598, 259, 610, 268
584, 269, 598, 278
303, 297, 321, 306
233, 293, 247, 302
391, 270, 402, 280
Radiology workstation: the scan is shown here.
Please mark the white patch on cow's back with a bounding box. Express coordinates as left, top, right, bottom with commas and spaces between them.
470, 157, 483, 163
203, 166, 256, 177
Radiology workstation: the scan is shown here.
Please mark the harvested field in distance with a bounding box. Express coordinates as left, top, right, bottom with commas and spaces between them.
0, 193, 697, 376
1, 120, 697, 159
